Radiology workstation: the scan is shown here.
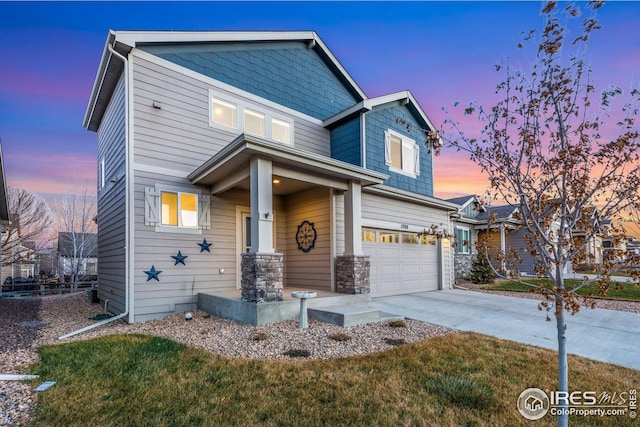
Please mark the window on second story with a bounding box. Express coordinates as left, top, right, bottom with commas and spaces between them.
385, 129, 420, 178
244, 109, 266, 136
209, 91, 293, 145
455, 227, 471, 254
271, 118, 291, 144
212, 98, 238, 129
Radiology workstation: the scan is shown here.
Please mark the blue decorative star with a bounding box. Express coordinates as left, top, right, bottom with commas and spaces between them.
144, 265, 162, 282
198, 238, 212, 253
171, 250, 188, 266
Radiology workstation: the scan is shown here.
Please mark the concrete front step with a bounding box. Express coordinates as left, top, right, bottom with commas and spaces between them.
308, 304, 403, 327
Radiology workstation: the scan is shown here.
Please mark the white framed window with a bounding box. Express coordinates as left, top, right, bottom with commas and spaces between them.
211, 98, 238, 129
271, 118, 291, 144
161, 191, 198, 228
145, 186, 210, 233
244, 109, 266, 137
209, 90, 294, 145
384, 129, 420, 178
455, 227, 471, 254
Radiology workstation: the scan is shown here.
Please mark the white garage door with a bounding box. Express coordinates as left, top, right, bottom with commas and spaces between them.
364, 235, 439, 296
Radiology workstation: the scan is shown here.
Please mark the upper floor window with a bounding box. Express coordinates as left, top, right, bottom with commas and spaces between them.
212, 99, 238, 129
384, 129, 420, 178
209, 90, 293, 144
455, 227, 471, 254
244, 109, 266, 136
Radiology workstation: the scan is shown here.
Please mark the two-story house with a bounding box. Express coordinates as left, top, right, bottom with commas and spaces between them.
83, 31, 458, 323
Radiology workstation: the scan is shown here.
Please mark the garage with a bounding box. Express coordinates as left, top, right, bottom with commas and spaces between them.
363, 228, 440, 296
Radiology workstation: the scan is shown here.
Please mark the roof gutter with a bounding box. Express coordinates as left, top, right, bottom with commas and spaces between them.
60, 41, 131, 339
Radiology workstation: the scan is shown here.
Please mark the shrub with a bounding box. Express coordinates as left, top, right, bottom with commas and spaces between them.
388, 319, 406, 328
424, 375, 495, 410
467, 254, 495, 284
283, 349, 310, 358
252, 331, 269, 341
384, 338, 406, 346
328, 331, 351, 342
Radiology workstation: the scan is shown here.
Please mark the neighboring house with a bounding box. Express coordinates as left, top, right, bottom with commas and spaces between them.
57, 232, 98, 280
83, 30, 459, 323
0, 138, 9, 283
447, 195, 485, 280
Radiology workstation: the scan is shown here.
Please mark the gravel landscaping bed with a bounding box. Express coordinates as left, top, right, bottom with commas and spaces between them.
0, 292, 455, 426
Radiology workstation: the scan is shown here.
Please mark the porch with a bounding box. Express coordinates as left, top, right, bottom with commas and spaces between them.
197, 287, 402, 326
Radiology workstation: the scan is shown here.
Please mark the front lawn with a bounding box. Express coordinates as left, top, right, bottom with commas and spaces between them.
484, 278, 640, 302
31, 333, 639, 426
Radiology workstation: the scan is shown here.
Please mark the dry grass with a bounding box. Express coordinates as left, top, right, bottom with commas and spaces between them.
30, 332, 639, 427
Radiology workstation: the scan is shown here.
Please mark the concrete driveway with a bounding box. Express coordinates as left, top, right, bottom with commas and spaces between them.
369, 290, 640, 370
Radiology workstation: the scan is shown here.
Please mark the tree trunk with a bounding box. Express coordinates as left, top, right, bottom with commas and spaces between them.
555, 268, 569, 427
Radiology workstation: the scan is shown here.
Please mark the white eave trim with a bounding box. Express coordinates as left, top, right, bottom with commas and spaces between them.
364, 185, 461, 211
323, 90, 438, 134
114, 30, 367, 101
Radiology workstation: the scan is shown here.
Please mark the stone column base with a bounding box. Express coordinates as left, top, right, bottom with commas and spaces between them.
336, 255, 370, 294
241, 253, 283, 303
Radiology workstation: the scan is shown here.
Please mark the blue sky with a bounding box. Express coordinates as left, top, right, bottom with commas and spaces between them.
0, 1, 638, 200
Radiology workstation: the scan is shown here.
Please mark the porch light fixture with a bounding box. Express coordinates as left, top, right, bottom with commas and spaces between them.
272, 178, 281, 184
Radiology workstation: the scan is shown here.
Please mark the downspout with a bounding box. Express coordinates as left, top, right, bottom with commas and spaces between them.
60, 42, 131, 339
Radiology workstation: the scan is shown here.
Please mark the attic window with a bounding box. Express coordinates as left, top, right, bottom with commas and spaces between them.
384, 129, 420, 178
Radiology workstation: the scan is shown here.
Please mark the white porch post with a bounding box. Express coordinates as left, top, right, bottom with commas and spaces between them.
250, 156, 274, 254
344, 180, 362, 256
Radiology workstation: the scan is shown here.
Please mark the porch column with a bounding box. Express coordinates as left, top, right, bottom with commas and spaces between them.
344, 180, 362, 256
241, 156, 283, 302
336, 180, 370, 294
250, 156, 274, 254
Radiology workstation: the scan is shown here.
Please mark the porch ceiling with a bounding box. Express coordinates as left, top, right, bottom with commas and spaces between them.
188, 134, 388, 195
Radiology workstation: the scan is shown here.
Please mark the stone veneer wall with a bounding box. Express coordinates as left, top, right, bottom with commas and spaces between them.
454, 253, 474, 281
241, 253, 283, 302
336, 255, 370, 294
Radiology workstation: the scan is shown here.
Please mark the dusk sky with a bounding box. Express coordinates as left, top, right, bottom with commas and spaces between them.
1, 1, 639, 203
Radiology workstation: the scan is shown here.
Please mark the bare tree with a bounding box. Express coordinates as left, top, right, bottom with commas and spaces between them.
2, 187, 53, 269
436, 2, 640, 426
55, 181, 97, 286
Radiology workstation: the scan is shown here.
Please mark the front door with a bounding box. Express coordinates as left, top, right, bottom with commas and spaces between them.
236, 206, 276, 288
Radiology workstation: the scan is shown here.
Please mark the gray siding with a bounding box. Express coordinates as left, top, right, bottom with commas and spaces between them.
131, 52, 330, 171
96, 75, 127, 314
128, 51, 334, 321
285, 187, 332, 291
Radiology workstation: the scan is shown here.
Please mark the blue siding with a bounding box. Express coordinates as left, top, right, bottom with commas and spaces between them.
141, 42, 359, 120
365, 105, 434, 197
330, 118, 361, 166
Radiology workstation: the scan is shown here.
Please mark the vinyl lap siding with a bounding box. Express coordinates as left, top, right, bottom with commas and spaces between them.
131, 52, 330, 171
96, 75, 127, 314
285, 188, 332, 291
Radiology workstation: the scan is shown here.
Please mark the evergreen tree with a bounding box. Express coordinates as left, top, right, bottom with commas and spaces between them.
468, 254, 495, 284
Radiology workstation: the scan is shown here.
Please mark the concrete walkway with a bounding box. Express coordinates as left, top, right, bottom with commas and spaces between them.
369, 290, 640, 370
